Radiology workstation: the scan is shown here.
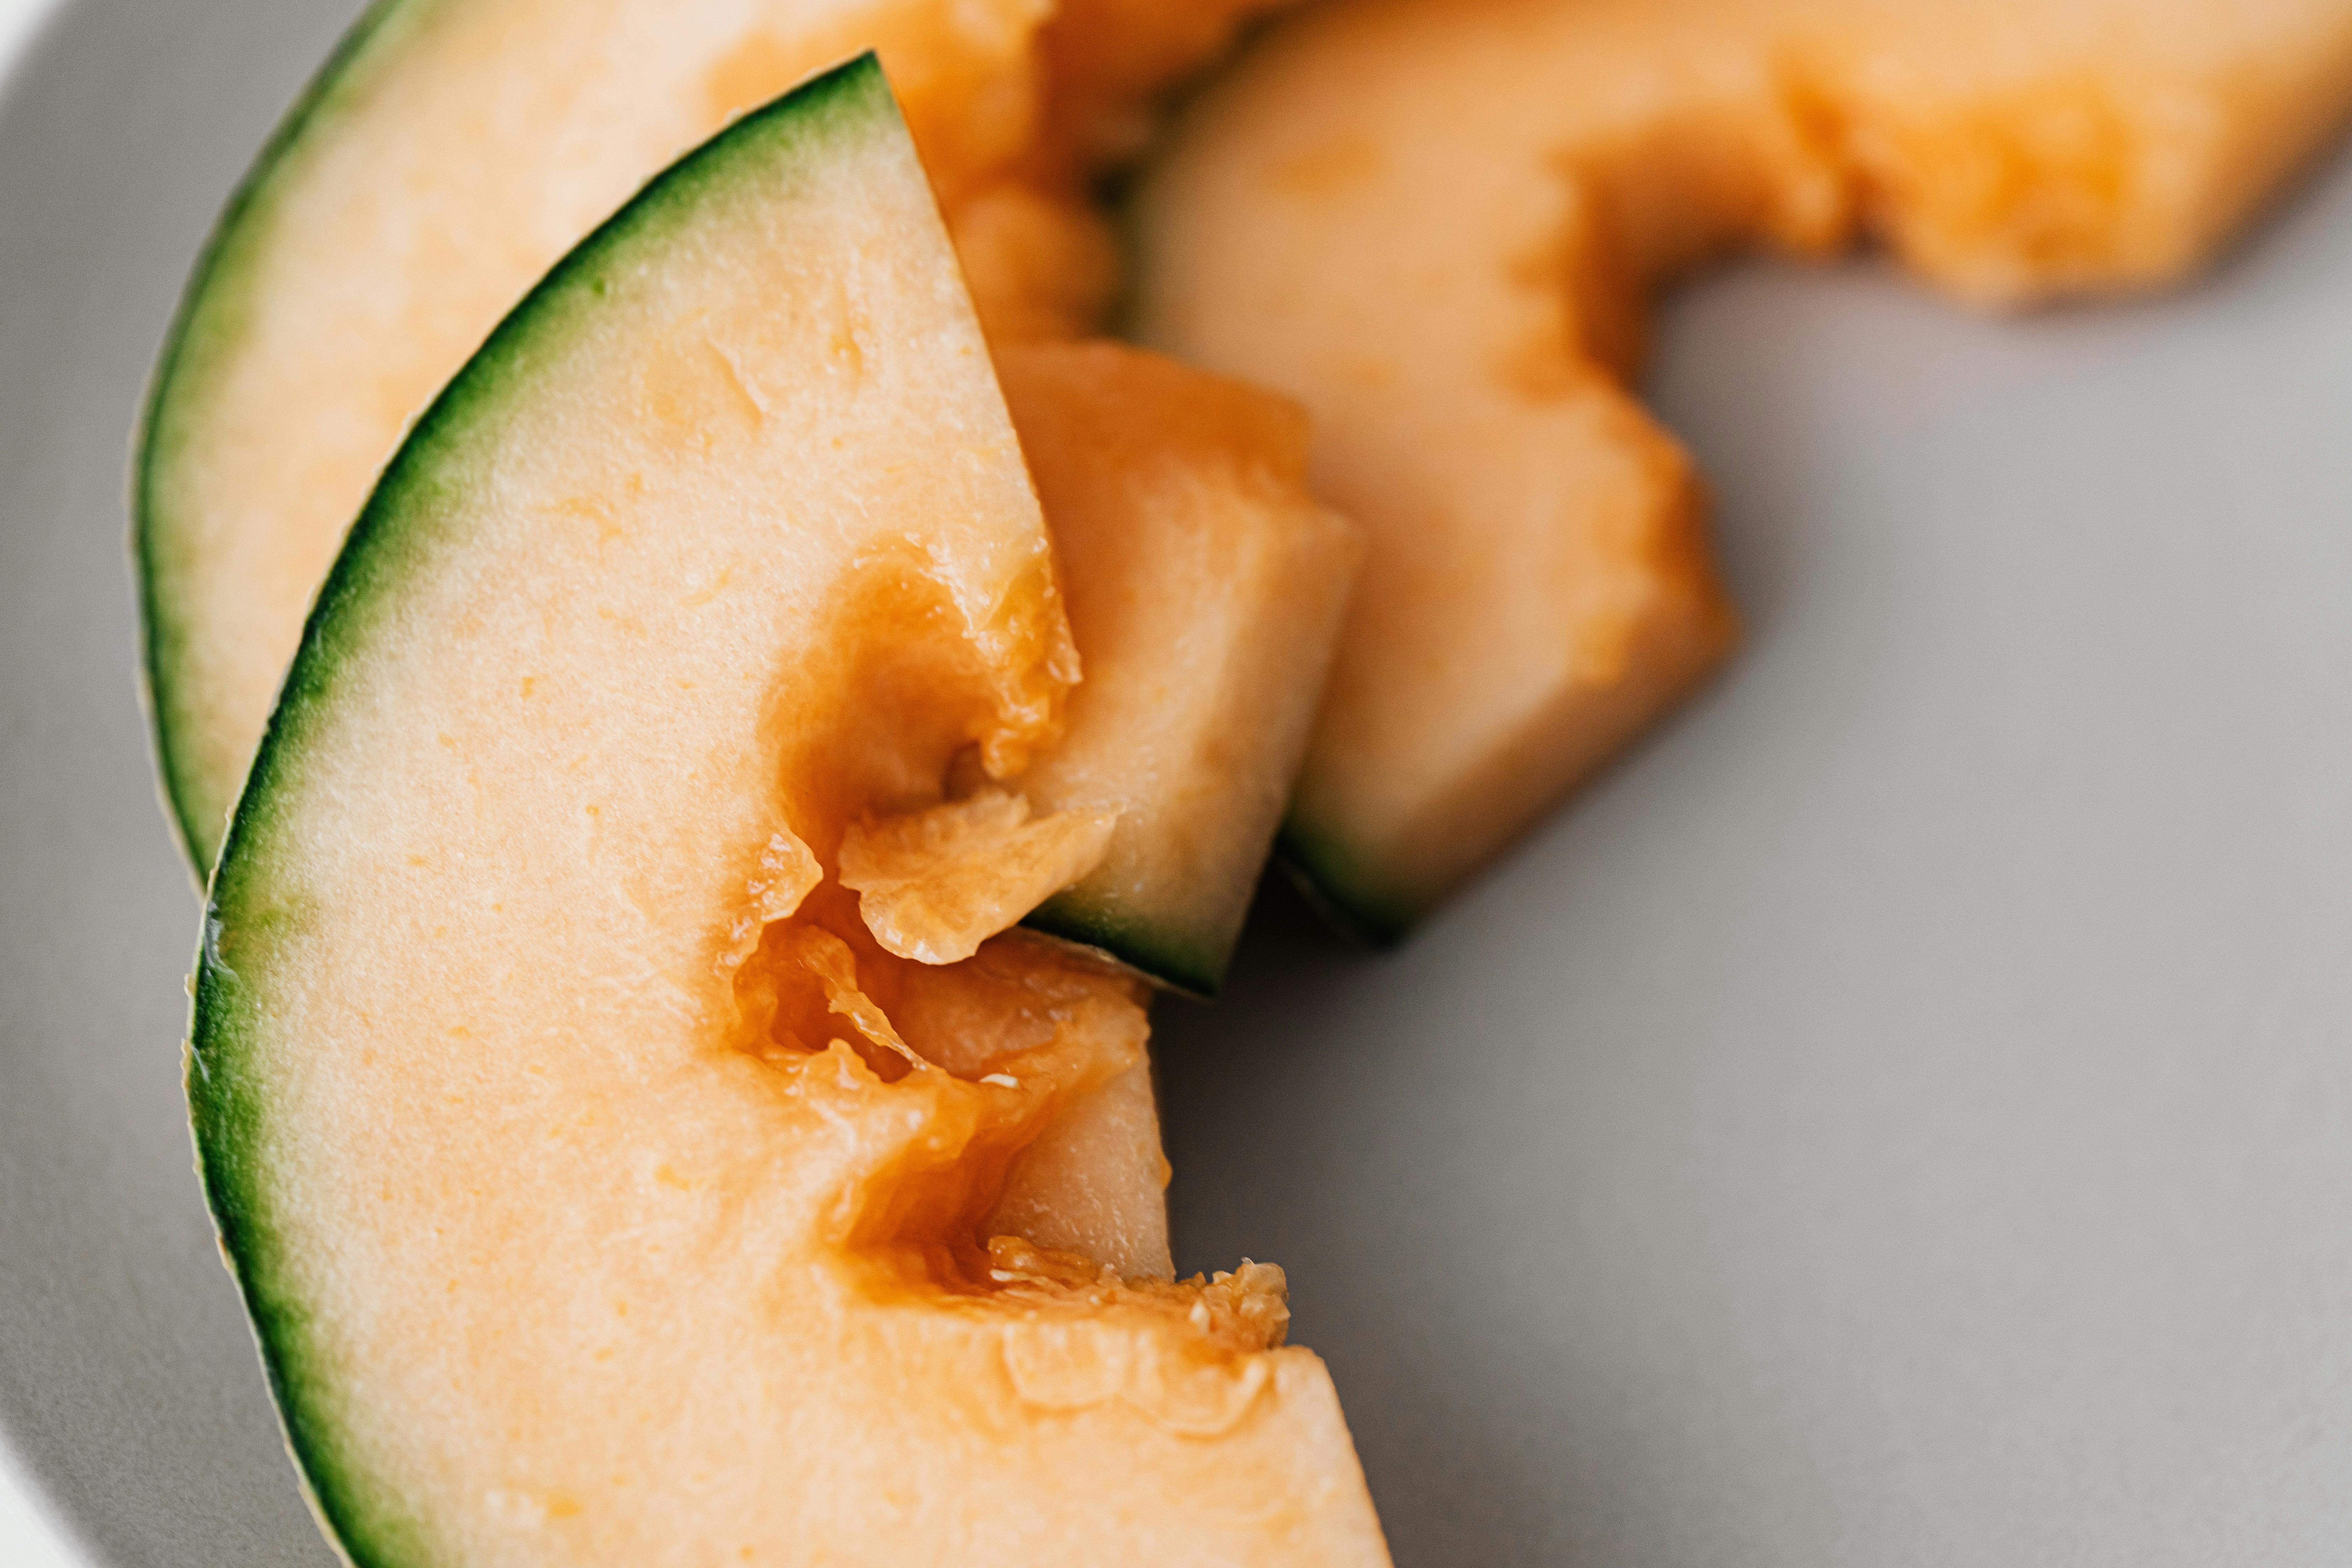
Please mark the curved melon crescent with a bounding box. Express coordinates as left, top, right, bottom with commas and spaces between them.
192, 59, 1386, 1566
1133, 0, 2352, 936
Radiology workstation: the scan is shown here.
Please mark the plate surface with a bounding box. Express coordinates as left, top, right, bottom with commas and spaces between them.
8, 3, 2352, 1564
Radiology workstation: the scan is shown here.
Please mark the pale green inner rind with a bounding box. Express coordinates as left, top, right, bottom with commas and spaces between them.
136, 0, 447, 873
188, 58, 898, 1568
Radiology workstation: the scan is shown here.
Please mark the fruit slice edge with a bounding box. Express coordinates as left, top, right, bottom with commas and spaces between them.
135, 0, 412, 867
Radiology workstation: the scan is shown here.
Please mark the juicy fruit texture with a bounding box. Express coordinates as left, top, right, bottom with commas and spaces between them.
191, 62, 1385, 1566
1002, 341, 1362, 994
137, 0, 1306, 876
1132, 0, 2352, 934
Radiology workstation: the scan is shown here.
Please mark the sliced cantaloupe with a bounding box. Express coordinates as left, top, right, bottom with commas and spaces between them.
1130, 0, 2352, 936
191, 60, 1387, 1564
999, 341, 1361, 995
131, 0, 1297, 868
139, 0, 1346, 992
141, 0, 1044, 870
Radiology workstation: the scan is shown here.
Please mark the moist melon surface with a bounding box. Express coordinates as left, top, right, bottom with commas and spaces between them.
192, 60, 1385, 1566
1131, 0, 2352, 935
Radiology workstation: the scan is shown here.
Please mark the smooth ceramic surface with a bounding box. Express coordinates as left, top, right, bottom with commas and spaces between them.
0, 0, 88, 1549
8, 3, 2352, 1564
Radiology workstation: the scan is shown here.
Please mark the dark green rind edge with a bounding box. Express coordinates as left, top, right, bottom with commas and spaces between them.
134, 0, 439, 877
1273, 816, 1423, 951
188, 57, 901, 1568
1022, 897, 1226, 1001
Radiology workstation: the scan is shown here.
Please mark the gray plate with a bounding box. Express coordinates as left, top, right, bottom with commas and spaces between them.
8, 2, 2352, 1563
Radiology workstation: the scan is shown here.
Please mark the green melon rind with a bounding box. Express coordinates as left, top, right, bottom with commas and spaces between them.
135, 0, 447, 875
1274, 820, 1418, 950
1024, 896, 1226, 1000
186, 59, 901, 1568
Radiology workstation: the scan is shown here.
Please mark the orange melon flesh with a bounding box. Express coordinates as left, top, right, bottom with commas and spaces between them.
1032, 0, 1307, 171
191, 62, 1386, 1565
1131, 0, 2352, 934
1001, 341, 1363, 995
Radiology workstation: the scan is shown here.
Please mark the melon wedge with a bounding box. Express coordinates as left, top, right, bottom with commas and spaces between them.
191, 59, 1386, 1564
1131, 0, 2352, 937
1001, 341, 1361, 995
138, 0, 1348, 992
133, 0, 1297, 869
139, 0, 1046, 872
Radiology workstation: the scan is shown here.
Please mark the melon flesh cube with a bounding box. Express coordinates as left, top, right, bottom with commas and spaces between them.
192, 60, 1384, 1566
1131, 0, 2352, 934
884, 938, 1175, 1275
747, 914, 1175, 1280
1000, 341, 1364, 995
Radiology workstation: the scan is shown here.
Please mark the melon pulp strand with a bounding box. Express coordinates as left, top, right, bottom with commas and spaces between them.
191, 57, 1388, 1567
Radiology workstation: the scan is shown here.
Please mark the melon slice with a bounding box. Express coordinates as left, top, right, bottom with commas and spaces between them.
138, 0, 1348, 991
139, 0, 1048, 873
133, 0, 1298, 874
999, 341, 1362, 995
190, 59, 1386, 1564
1131, 0, 2352, 936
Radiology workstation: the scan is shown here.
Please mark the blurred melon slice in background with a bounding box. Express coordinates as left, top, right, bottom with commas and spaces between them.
1132, 0, 2352, 937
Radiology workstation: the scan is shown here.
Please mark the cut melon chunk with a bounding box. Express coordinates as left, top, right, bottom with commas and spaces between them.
191, 60, 1386, 1565
1002, 341, 1362, 994
1131, 0, 2352, 936
827, 340, 1357, 995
